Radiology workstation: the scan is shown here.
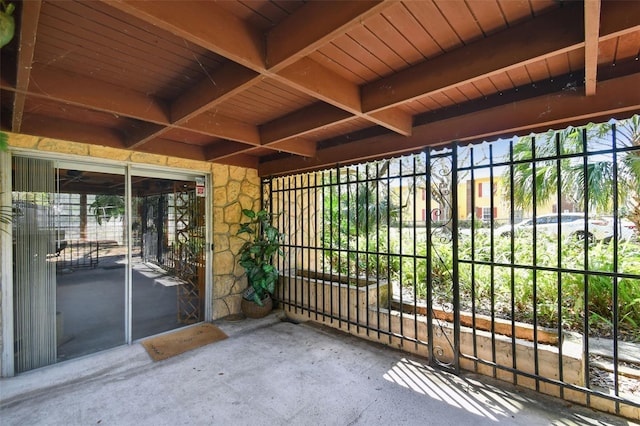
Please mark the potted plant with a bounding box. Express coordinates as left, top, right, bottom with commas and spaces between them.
236, 208, 284, 318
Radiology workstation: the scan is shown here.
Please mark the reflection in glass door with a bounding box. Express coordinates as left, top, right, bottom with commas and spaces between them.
131, 176, 205, 340
12, 158, 127, 370
54, 167, 127, 362
11, 157, 207, 372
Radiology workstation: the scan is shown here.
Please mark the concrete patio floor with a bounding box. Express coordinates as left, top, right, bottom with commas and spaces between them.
0, 311, 636, 426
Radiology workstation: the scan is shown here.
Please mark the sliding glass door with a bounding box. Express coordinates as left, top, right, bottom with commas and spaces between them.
10, 156, 207, 373
130, 173, 206, 340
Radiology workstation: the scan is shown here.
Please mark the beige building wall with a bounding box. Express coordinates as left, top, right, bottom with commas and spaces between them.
0, 133, 261, 374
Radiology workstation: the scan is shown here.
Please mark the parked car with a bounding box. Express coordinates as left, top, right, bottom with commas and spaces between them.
495, 213, 610, 242
599, 216, 638, 241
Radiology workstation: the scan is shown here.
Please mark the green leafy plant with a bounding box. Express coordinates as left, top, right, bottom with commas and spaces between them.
0, 130, 8, 151
90, 194, 125, 225
0, 1, 15, 48
237, 209, 284, 306
0, 132, 10, 231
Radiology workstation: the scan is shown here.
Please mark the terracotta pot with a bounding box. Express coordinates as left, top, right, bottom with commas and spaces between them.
241, 294, 273, 319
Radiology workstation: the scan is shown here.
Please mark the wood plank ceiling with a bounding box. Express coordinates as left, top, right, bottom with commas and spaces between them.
1, 0, 639, 177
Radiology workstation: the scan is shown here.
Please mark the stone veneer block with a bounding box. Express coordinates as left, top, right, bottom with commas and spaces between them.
89, 145, 132, 161
240, 180, 260, 199
223, 202, 242, 224
7, 133, 40, 149
226, 181, 241, 202
212, 165, 229, 187
229, 166, 247, 182
130, 152, 168, 166
213, 251, 235, 276
213, 188, 227, 205
166, 157, 213, 172
39, 138, 89, 156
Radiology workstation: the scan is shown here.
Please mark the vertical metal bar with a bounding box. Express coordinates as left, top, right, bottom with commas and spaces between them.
531, 136, 540, 391
386, 162, 392, 344
346, 166, 351, 330
508, 139, 517, 384
376, 161, 382, 338
452, 144, 460, 374
365, 163, 371, 336
296, 175, 307, 314
312, 173, 318, 320
355, 166, 361, 333
307, 173, 312, 319
489, 144, 497, 378
425, 149, 434, 364
611, 124, 620, 413
581, 127, 591, 406
398, 159, 404, 342
335, 166, 340, 324
469, 145, 478, 369
412, 155, 418, 349
125, 165, 132, 344
295, 175, 302, 317
322, 171, 328, 321
555, 132, 564, 399
338, 166, 342, 327
286, 176, 295, 315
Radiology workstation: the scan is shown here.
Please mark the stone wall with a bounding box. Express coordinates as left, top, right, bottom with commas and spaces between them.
211, 164, 261, 318
1, 133, 261, 374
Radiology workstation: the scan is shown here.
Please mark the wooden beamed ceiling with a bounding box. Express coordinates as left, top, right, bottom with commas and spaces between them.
1, 0, 639, 176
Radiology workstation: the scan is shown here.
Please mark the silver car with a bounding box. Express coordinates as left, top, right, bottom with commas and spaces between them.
495, 213, 610, 242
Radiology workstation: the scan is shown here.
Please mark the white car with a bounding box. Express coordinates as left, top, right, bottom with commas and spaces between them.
495, 213, 610, 242
600, 216, 638, 241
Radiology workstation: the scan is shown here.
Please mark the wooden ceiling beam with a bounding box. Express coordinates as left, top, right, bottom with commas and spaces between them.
171, 62, 259, 123
138, 138, 206, 161
584, 0, 602, 96
362, 1, 638, 113
205, 141, 253, 161
123, 123, 167, 149
205, 135, 316, 160
368, 108, 413, 136
276, 58, 412, 135
105, 0, 264, 71
599, 0, 640, 40
182, 112, 260, 146
214, 154, 259, 170
260, 102, 353, 144
106, 0, 409, 137
26, 65, 171, 124
260, 137, 317, 157
276, 57, 361, 115
20, 114, 126, 149
260, 72, 640, 176
266, 1, 391, 71
362, 3, 587, 113
11, 65, 262, 149
11, 0, 41, 133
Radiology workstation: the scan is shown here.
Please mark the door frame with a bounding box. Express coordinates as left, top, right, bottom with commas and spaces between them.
1, 149, 212, 376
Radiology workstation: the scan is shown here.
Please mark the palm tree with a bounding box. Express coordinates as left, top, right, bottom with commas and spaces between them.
503, 115, 640, 230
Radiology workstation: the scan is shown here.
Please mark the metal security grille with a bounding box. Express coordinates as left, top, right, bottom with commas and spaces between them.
174, 186, 205, 324
268, 117, 640, 415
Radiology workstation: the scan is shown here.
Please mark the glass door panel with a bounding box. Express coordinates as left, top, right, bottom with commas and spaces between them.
54, 165, 127, 361
131, 175, 205, 340
11, 157, 207, 372
12, 158, 127, 369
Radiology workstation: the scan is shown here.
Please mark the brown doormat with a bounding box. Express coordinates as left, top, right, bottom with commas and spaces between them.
141, 323, 228, 362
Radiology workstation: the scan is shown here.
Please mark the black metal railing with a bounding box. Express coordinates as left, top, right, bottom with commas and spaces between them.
267, 117, 640, 415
